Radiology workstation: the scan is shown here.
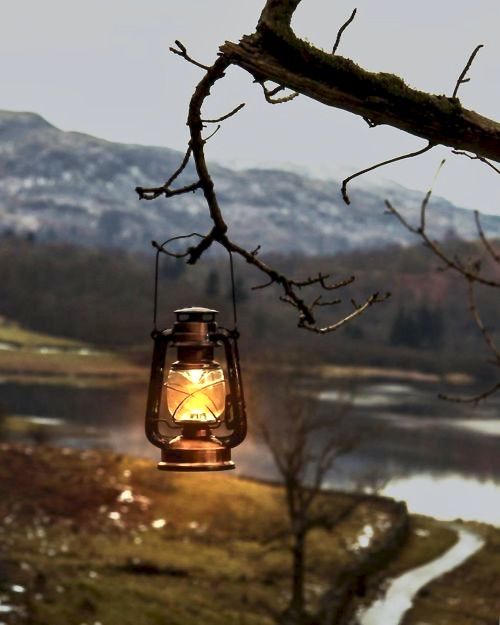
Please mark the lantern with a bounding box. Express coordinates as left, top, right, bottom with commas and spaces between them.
145, 307, 247, 471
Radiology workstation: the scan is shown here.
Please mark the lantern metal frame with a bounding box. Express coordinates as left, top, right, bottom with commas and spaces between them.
145, 307, 247, 472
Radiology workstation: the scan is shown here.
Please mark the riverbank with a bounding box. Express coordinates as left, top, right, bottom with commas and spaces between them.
0, 445, 416, 624
2, 445, 496, 625
400, 520, 500, 625
0, 320, 146, 387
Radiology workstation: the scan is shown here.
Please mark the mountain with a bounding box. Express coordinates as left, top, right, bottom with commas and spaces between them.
1, 110, 499, 255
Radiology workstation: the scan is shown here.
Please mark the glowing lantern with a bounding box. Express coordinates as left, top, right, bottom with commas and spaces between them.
145, 307, 246, 471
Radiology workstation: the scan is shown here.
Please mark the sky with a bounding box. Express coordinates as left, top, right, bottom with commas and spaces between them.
1, 0, 499, 214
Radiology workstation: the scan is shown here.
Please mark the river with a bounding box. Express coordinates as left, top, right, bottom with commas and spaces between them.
357, 525, 485, 625
1, 374, 499, 525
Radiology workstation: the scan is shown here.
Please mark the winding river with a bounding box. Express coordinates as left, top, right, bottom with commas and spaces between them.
357, 525, 484, 625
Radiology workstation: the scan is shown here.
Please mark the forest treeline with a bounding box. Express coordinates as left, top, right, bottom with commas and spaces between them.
0, 233, 497, 378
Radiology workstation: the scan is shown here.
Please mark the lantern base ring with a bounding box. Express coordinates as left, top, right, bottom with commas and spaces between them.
157, 431, 235, 472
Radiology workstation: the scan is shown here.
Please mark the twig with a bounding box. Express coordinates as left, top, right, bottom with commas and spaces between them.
291, 273, 354, 290
311, 295, 342, 308
136, 146, 198, 200
474, 210, 500, 263
452, 44, 484, 99
332, 8, 357, 55
169, 40, 210, 71
298, 292, 390, 334
201, 102, 246, 124
385, 199, 500, 288
136, 181, 201, 201
260, 81, 299, 104
203, 124, 221, 142
438, 380, 500, 404
341, 142, 434, 205
452, 150, 500, 175
467, 281, 500, 362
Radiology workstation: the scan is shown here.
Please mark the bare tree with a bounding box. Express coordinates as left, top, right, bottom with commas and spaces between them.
254, 374, 356, 624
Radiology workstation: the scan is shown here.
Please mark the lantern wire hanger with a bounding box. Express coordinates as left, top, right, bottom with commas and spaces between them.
151, 233, 239, 335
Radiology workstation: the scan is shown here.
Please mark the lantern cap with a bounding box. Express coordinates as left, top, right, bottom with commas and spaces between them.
174, 307, 218, 322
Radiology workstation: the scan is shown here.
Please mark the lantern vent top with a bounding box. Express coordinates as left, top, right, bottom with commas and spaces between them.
174, 307, 218, 322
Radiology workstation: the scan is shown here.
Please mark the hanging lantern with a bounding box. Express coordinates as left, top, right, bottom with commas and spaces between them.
145, 307, 247, 471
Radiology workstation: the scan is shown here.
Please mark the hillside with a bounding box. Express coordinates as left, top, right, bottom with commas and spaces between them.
1, 110, 500, 255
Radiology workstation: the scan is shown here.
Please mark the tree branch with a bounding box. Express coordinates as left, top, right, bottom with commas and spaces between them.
332, 8, 357, 55
220, 2, 500, 162
438, 380, 500, 404
474, 210, 500, 263
138, 0, 500, 342
385, 198, 500, 288
452, 44, 484, 99
452, 150, 500, 175
386, 164, 500, 400
169, 40, 211, 71
341, 141, 434, 205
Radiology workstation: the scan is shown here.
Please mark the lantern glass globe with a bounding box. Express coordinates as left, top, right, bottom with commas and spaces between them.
165, 366, 226, 424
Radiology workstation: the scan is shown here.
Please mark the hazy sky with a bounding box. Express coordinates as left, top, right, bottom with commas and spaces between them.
1, 0, 499, 214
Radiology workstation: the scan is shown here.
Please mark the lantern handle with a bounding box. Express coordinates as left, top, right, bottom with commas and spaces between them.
151, 233, 206, 333
151, 234, 240, 334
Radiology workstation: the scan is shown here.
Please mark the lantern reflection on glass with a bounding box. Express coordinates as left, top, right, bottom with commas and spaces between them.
145, 307, 247, 472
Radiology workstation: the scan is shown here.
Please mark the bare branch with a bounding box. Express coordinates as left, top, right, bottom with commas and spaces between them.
438, 380, 500, 404
332, 8, 357, 55
169, 40, 210, 71
136, 146, 199, 200
136, 180, 201, 201
385, 198, 500, 288
452, 44, 484, 99
341, 142, 434, 205
310, 295, 341, 309
474, 210, 500, 263
260, 81, 299, 104
201, 102, 246, 124
467, 281, 500, 363
202, 124, 221, 142
221, 21, 500, 162
452, 150, 500, 175
298, 291, 390, 334
252, 277, 275, 291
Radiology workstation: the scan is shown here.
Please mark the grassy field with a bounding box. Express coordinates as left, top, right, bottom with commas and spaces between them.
0, 445, 497, 625
0, 320, 146, 386
0, 445, 408, 625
